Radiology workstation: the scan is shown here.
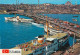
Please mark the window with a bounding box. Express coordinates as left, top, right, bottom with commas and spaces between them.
54, 43, 57, 45
48, 46, 50, 48
52, 41, 54, 43
35, 50, 38, 53
43, 47, 45, 49
51, 45, 52, 47
35, 51, 36, 53
40, 49, 42, 51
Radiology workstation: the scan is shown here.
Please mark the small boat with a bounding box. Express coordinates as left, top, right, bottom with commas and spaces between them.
72, 18, 77, 21
73, 16, 78, 17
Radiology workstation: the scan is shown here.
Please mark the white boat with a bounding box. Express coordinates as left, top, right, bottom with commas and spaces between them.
44, 25, 63, 35
15, 33, 69, 55
5, 16, 34, 23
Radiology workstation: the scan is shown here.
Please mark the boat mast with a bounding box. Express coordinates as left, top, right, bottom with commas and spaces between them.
46, 16, 48, 37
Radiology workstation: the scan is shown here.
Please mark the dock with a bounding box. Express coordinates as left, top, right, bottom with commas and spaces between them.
51, 42, 80, 55
19, 13, 80, 38
63, 43, 80, 55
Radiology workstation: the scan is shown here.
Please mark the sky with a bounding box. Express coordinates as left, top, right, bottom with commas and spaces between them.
0, 0, 80, 5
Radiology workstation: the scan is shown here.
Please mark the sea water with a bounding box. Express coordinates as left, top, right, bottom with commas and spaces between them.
0, 14, 76, 49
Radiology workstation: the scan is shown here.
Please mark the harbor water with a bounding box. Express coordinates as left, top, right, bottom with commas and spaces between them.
0, 14, 76, 49
0, 14, 44, 49
44, 14, 80, 25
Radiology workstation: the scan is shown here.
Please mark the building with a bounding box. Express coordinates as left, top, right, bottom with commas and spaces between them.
17, 10, 24, 13
65, 1, 72, 6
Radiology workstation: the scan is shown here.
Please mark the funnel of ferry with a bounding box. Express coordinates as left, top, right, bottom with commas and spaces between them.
38, 35, 44, 43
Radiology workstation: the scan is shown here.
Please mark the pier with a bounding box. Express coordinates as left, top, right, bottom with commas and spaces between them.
19, 13, 80, 38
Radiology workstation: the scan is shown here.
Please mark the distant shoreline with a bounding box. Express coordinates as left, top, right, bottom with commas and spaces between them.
0, 13, 80, 15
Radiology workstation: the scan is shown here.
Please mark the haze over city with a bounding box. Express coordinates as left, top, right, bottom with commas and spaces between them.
0, 0, 80, 4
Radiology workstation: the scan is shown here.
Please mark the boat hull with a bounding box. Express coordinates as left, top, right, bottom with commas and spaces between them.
4, 17, 33, 23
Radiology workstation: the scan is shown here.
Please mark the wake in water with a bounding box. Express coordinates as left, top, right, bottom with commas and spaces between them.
32, 23, 44, 28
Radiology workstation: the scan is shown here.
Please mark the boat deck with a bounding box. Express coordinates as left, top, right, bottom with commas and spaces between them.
45, 33, 67, 39
12, 39, 52, 55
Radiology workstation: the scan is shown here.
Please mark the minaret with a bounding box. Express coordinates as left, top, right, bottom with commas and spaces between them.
75, 1, 77, 5
70, 0, 72, 3
38, 0, 40, 9
38, 0, 39, 5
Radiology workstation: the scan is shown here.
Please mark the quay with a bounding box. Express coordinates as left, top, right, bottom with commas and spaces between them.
19, 13, 80, 38
63, 41, 80, 55
51, 41, 80, 55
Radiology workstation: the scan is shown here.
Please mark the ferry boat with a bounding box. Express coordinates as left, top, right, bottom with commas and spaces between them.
5, 16, 34, 23
14, 33, 69, 55
44, 25, 63, 35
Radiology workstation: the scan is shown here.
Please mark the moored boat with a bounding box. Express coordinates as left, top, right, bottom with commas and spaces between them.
72, 18, 77, 21
14, 32, 69, 55
73, 16, 78, 17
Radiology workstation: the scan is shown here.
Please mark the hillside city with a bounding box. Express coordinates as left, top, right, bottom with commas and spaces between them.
0, 1, 80, 14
